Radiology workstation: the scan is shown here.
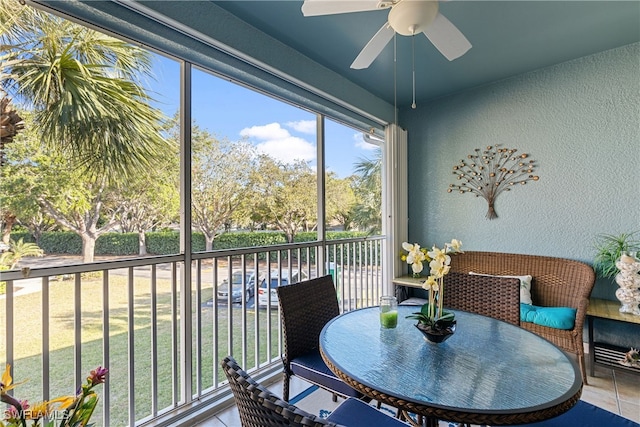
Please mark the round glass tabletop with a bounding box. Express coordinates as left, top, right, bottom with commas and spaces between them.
320, 306, 582, 423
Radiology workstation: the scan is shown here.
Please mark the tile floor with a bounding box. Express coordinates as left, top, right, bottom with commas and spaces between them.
200, 348, 640, 426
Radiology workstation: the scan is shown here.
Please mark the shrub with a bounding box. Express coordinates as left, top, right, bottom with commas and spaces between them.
9, 230, 375, 258
96, 233, 139, 255
39, 231, 82, 254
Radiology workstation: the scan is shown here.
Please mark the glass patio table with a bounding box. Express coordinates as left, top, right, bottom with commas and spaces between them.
319, 306, 583, 427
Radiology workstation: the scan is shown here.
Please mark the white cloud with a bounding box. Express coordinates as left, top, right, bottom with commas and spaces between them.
256, 137, 316, 163
286, 120, 316, 134
240, 122, 316, 164
240, 122, 289, 140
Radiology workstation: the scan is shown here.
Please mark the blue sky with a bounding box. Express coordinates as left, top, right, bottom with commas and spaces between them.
147, 55, 379, 178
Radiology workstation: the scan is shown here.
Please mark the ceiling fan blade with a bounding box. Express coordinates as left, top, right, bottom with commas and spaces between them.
351, 23, 395, 69
301, 0, 383, 17
423, 12, 471, 61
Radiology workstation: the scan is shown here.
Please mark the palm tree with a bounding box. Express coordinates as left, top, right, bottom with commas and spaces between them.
0, 93, 24, 151
0, 91, 24, 243
352, 149, 382, 233
0, 1, 169, 180
0, 237, 43, 270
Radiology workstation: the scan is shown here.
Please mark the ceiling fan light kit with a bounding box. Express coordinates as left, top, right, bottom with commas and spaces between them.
388, 0, 439, 36
301, 0, 472, 69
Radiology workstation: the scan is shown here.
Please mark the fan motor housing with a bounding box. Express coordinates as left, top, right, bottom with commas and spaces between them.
388, 0, 439, 36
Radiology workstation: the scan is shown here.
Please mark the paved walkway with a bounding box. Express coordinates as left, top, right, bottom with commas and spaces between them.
4, 254, 135, 297
18, 254, 134, 268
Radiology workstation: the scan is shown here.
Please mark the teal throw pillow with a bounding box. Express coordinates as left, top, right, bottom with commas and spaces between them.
519, 304, 576, 330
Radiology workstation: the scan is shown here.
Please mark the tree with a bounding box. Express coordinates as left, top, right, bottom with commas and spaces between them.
34, 162, 121, 264
113, 138, 179, 255
0, 90, 24, 161
1, 3, 174, 262
0, 113, 120, 263
325, 173, 357, 231
190, 125, 254, 251
351, 149, 382, 234
37, 180, 120, 264
0, 90, 25, 243
1, 109, 59, 244
114, 171, 179, 255
0, 237, 43, 270
251, 155, 317, 243
0, 1, 170, 181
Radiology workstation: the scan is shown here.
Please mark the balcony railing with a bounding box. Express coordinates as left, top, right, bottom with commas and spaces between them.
0, 236, 385, 426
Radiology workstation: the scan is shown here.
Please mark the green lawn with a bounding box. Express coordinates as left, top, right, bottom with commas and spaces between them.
0, 273, 280, 426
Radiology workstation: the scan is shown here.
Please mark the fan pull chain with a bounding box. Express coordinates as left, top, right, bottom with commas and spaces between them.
411, 30, 416, 109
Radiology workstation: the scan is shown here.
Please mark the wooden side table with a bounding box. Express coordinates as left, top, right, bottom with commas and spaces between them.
587, 298, 640, 377
393, 275, 428, 304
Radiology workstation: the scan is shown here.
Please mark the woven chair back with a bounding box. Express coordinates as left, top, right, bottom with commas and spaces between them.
277, 275, 340, 363
221, 355, 336, 427
443, 271, 521, 325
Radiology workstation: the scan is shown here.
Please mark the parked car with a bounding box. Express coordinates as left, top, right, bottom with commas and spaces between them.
257, 269, 308, 308
216, 270, 256, 304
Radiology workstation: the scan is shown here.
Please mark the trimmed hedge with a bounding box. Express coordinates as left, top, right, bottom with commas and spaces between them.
10, 230, 371, 257
96, 233, 139, 255
40, 232, 82, 254
146, 232, 180, 255
212, 232, 288, 250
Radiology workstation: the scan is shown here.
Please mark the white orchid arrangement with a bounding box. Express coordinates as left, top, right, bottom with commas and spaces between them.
400, 242, 428, 277
407, 239, 463, 330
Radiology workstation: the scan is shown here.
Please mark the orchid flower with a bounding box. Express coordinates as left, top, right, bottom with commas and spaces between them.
448, 239, 463, 253
401, 242, 427, 274
406, 239, 463, 327
422, 276, 438, 292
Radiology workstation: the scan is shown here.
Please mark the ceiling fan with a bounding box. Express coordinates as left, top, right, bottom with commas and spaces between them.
301, 0, 472, 69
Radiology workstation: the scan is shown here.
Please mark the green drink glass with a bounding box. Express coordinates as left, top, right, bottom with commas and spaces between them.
380, 296, 398, 328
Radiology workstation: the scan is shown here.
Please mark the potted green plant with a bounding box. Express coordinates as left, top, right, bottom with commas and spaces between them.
405, 239, 463, 343
593, 231, 640, 315
593, 232, 640, 279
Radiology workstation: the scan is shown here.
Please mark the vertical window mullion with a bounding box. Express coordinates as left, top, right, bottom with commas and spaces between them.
179, 60, 193, 404
316, 114, 326, 274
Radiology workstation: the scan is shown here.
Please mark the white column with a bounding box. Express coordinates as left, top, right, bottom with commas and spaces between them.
383, 124, 408, 296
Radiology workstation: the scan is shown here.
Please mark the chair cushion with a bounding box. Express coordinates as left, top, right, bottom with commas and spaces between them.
516, 400, 639, 426
520, 303, 576, 330
327, 397, 407, 426
290, 350, 362, 398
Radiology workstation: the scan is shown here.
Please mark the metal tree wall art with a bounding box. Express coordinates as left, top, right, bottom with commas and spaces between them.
447, 145, 539, 220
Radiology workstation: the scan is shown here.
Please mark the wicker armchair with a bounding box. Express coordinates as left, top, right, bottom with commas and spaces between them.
276, 275, 361, 401
448, 251, 596, 384
221, 355, 408, 427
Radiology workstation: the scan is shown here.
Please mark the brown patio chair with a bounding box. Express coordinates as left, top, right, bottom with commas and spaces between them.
400, 272, 521, 325
221, 355, 407, 427
443, 271, 521, 325
276, 275, 362, 402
